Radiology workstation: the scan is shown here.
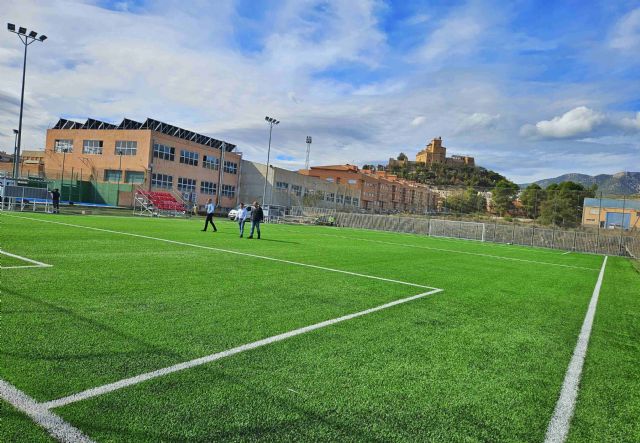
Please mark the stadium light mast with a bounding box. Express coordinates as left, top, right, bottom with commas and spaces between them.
304, 136, 312, 170
116, 148, 124, 206
7, 23, 47, 179
262, 116, 279, 207
12, 129, 19, 174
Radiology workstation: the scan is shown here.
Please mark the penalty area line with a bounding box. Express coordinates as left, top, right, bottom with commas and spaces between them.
544, 255, 608, 443
0, 379, 95, 443
43, 287, 444, 410
0, 250, 52, 269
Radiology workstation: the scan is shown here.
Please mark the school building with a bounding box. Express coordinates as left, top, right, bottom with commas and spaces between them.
45, 118, 241, 210
582, 197, 640, 230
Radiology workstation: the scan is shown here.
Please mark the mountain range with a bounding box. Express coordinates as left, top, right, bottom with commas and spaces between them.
520, 172, 640, 195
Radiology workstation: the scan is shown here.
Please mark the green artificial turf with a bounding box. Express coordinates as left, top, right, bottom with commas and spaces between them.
0, 212, 637, 442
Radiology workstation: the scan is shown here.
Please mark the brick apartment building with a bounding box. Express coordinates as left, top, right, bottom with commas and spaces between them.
45, 118, 241, 209
299, 164, 436, 213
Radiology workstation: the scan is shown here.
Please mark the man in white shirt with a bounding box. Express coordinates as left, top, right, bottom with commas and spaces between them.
235, 202, 248, 238
201, 198, 217, 232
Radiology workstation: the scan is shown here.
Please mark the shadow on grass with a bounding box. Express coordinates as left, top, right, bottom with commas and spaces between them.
0, 287, 182, 362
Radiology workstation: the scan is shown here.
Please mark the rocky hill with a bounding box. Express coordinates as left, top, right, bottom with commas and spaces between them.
521, 172, 640, 195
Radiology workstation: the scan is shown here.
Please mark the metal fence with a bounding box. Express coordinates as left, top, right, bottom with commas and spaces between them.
312, 210, 640, 257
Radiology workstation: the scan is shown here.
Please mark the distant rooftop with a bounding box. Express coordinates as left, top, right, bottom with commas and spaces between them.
51, 117, 236, 152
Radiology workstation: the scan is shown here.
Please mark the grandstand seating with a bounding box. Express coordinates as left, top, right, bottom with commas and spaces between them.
134, 190, 186, 216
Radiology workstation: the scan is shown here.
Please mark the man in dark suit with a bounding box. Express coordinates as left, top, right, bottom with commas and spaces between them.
248, 201, 264, 239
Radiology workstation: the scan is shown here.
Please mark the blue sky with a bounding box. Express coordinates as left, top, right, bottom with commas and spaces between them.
1, 0, 639, 182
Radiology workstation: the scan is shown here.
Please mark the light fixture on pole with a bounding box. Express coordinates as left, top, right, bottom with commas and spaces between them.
305, 136, 312, 170
7, 23, 47, 179
262, 116, 279, 207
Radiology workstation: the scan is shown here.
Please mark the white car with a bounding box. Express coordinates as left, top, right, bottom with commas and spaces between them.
228, 205, 252, 220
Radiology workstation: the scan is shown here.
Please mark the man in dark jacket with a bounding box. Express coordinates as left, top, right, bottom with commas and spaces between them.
51, 188, 60, 213
248, 201, 264, 239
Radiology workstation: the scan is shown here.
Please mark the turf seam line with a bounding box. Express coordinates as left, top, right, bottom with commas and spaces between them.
0, 249, 53, 269
6, 214, 436, 289
544, 255, 608, 443
311, 233, 599, 271
0, 379, 95, 443
43, 288, 444, 409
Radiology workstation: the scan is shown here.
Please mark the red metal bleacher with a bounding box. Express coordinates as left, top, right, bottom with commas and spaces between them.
136, 190, 185, 213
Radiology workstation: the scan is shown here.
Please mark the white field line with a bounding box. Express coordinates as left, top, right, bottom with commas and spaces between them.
43, 287, 443, 409
0, 250, 53, 270
562, 251, 571, 255
4, 214, 435, 290
544, 256, 608, 443
0, 379, 95, 443
308, 233, 599, 271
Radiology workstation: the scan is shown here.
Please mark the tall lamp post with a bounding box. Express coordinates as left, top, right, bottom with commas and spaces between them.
60, 146, 70, 200
262, 116, 279, 207
7, 23, 47, 179
116, 148, 124, 206
12, 129, 19, 177
304, 136, 312, 170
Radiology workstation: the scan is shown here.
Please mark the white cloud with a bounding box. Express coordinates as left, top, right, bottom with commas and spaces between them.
520, 107, 606, 139
456, 112, 500, 132
411, 116, 427, 126
620, 112, 640, 131
610, 8, 640, 51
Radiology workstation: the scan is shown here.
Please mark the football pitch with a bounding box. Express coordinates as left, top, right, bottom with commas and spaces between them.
1, 213, 638, 442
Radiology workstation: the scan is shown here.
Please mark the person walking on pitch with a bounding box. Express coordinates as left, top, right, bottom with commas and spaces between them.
201, 198, 217, 232
248, 201, 263, 239
235, 202, 248, 238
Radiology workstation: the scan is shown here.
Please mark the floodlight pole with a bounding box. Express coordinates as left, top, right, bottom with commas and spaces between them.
7, 23, 47, 179
116, 149, 123, 206
305, 136, 312, 170
262, 116, 279, 207
60, 148, 67, 200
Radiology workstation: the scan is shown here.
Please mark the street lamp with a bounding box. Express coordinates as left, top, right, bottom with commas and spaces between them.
116, 148, 124, 206
216, 142, 226, 207
262, 116, 279, 207
59, 146, 70, 200
305, 136, 312, 170
12, 129, 19, 176
7, 23, 47, 179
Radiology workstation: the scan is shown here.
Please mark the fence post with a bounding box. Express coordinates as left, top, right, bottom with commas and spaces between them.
596, 192, 602, 253
619, 195, 627, 256
573, 230, 577, 251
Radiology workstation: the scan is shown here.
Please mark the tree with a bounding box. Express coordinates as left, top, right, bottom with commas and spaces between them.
397, 152, 408, 161
538, 181, 596, 227
446, 187, 486, 214
491, 179, 519, 216
520, 183, 545, 219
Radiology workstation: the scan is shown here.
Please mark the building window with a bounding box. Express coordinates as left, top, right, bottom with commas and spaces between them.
221, 184, 235, 198
348, 179, 357, 185
180, 150, 199, 166
275, 181, 289, 191
125, 171, 145, 183
115, 140, 137, 156
200, 181, 217, 195
223, 161, 238, 174
82, 140, 103, 155
326, 177, 334, 182
326, 192, 335, 202
336, 194, 344, 204
291, 184, 302, 197
153, 143, 175, 161
203, 155, 219, 170
344, 196, 352, 205
54, 139, 73, 153
104, 169, 121, 182
152, 173, 173, 189
177, 177, 196, 193
353, 198, 359, 206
